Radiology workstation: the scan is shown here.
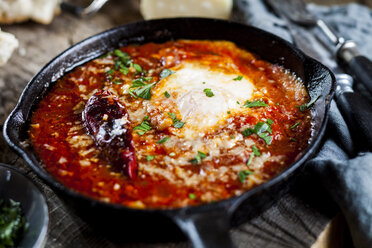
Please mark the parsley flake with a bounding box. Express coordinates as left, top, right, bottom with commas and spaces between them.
113, 78, 122, 85
160, 69, 175, 80
238, 170, 254, 183
243, 100, 268, 108
246, 153, 254, 166
106, 69, 114, 75
146, 155, 155, 161
168, 112, 185, 129
133, 63, 142, 73
188, 193, 196, 200
233, 75, 243, 81
296, 95, 321, 112
252, 145, 261, 156
241, 120, 273, 145
190, 151, 207, 164
157, 137, 169, 144
133, 117, 151, 135
129, 77, 155, 100
203, 88, 214, 97
290, 121, 301, 130
164, 91, 171, 98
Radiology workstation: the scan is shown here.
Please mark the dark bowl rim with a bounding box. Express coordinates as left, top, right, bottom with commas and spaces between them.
3, 17, 336, 216
0, 163, 49, 248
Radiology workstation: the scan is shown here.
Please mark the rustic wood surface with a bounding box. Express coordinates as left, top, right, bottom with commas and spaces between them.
0, 0, 362, 247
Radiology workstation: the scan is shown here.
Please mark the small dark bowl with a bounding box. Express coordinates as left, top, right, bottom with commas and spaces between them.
0, 164, 48, 248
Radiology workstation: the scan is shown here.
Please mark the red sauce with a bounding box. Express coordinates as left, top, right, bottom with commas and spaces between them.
29, 40, 312, 208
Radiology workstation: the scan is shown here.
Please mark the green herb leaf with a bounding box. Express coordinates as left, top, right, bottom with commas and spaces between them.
157, 137, 169, 144
106, 69, 114, 75
246, 153, 254, 166
203, 88, 214, 97
243, 100, 268, 108
296, 95, 321, 112
188, 193, 196, 200
130, 77, 155, 100
290, 137, 297, 141
160, 69, 175, 80
290, 121, 300, 130
146, 155, 155, 161
164, 91, 171, 98
252, 145, 261, 156
190, 151, 207, 164
168, 112, 185, 129
241, 121, 273, 145
120, 67, 129, 75
133, 63, 142, 73
169, 152, 176, 157
113, 49, 131, 66
0, 199, 28, 247
113, 78, 122, 85
133, 117, 152, 135
242, 128, 254, 137
267, 118, 274, 125
233, 75, 243, 81
238, 170, 254, 183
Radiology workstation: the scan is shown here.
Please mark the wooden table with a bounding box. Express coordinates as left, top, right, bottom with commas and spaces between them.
0, 1, 355, 247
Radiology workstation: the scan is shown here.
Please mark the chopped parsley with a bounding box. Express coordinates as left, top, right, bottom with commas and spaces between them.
168, 112, 185, 129
133, 63, 142, 73
230, 135, 235, 139
113, 78, 122, 85
190, 151, 207, 164
233, 75, 243, 81
202, 82, 206, 84
203, 88, 214, 97
146, 155, 155, 161
164, 91, 171, 98
160, 69, 175, 80
290, 121, 301, 130
157, 137, 169, 144
267, 118, 274, 125
247, 145, 260, 166
129, 77, 155, 100
243, 99, 268, 108
241, 120, 274, 145
113, 49, 131, 66
276, 102, 280, 106
227, 111, 231, 115
106, 69, 114, 75
238, 170, 254, 183
296, 95, 321, 112
133, 116, 151, 135
120, 66, 129, 75
0, 199, 28, 248
252, 145, 261, 156
246, 153, 254, 166
188, 193, 196, 200
290, 137, 297, 141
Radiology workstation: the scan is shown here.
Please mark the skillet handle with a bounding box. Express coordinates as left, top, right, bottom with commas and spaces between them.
172, 209, 234, 248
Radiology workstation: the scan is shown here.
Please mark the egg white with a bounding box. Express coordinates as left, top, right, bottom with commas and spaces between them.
151, 61, 256, 138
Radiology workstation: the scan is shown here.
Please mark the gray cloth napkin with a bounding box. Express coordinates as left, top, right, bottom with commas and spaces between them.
233, 1, 372, 248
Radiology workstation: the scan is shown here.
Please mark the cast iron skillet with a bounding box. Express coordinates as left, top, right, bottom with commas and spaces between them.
3, 18, 335, 247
